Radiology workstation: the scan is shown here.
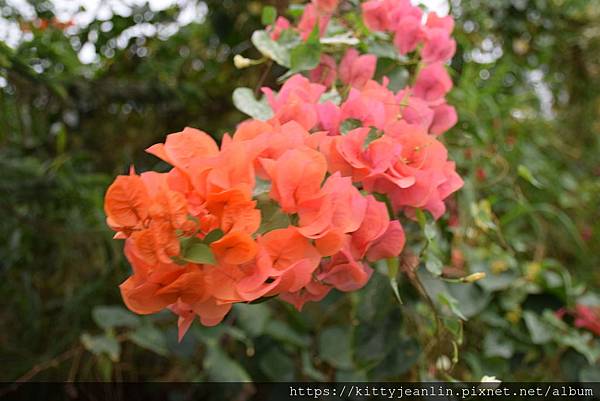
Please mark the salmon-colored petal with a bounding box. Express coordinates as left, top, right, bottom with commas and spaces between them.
221, 199, 261, 234
315, 229, 346, 256
148, 127, 219, 170
351, 195, 389, 258
150, 189, 189, 229
207, 142, 256, 193
211, 231, 257, 265
104, 174, 150, 229
233, 119, 274, 142
192, 299, 232, 326
155, 269, 208, 305
259, 227, 321, 271
168, 300, 196, 342
279, 280, 332, 311
264, 147, 327, 213
366, 220, 406, 262
120, 276, 177, 315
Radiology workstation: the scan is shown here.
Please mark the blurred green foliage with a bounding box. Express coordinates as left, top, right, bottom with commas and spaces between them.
1, 0, 600, 383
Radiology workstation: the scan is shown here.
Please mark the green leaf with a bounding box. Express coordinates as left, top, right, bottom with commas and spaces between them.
438, 292, 468, 321
319, 88, 341, 105
129, 325, 169, 356
261, 6, 277, 25
425, 252, 443, 276
556, 331, 600, 364
447, 283, 491, 318
203, 229, 224, 244
483, 331, 514, 358
232, 87, 274, 120
92, 305, 140, 331
517, 164, 543, 188
259, 347, 295, 380
337, 369, 368, 381
289, 24, 321, 73
257, 198, 291, 234
369, 338, 420, 380
579, 365, 600, 381
253, 177, 271, 197
235, 303, 271, 337
251, 30, 290, 67
96, 354, 113, 381
362, 128, 383, 150
301, 351, 327, 381
180, 238, 216, 265
320, 34, 359, 46
366, 39, 403, 60
424, 222, 437, 242
340, 119, 363, 134
387, 258, 402, 304
287, 4, 305, 19
265, 320, 309, 347
81, 333, 121, 362
319, 326, 354, 369
523, 310, 553, 344
443, 317, 464, 345
204, 346, 251, 382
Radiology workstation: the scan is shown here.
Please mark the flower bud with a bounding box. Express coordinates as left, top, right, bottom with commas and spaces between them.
234, 54, 252, 69
463, 272, 486, 283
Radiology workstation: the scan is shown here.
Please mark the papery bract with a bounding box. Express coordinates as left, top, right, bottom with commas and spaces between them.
422, 28, 457, 64
339, 49, 377, 89
269, 16, 291, 40
309, 54, 337, 87
413, 63, 453, 105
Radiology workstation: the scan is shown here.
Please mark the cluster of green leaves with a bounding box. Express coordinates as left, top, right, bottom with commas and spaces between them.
1, 0, 600, 384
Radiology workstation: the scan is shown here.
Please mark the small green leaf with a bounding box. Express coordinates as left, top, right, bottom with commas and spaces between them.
129, 325, 169, 356
320, 34, 359, 46
251, 30, 290, 67
523, 310, 553, 344
438, 292, 468, 321
387, 258, 403, 304
483, 331, 514, 358
518, 164, 543, 188
424, 222, 437, 242
340, 119, 363, 134
369, 338, 420, 380
301, 351, 327, 381
265, 320, 309, 347
319, 326, 354, 369
81, 333, 121, 362
257, 198, 291, 234
319, 88, 341, 105
96, 354, 113, 380
289, 24, 321, 73
253, 177, 271, 197
203, 229, 224, 244
259, 347, 295, 380
362, 128, 382, 150
261, 6, 277, 25
181, 238, 216, 265
366, 39, 403, 60
425, 252, 443, 276
235, 303, 271, 337
443, 317, 464, 345
232, 87, 274, 120
92, 306, 140, 331
204, 346, 251, 382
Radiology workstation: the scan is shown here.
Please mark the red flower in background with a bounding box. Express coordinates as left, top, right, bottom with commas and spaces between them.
557, 305, 600, 336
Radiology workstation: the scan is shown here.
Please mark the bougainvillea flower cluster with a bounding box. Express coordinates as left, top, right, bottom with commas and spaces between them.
105, 0, 462, 340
